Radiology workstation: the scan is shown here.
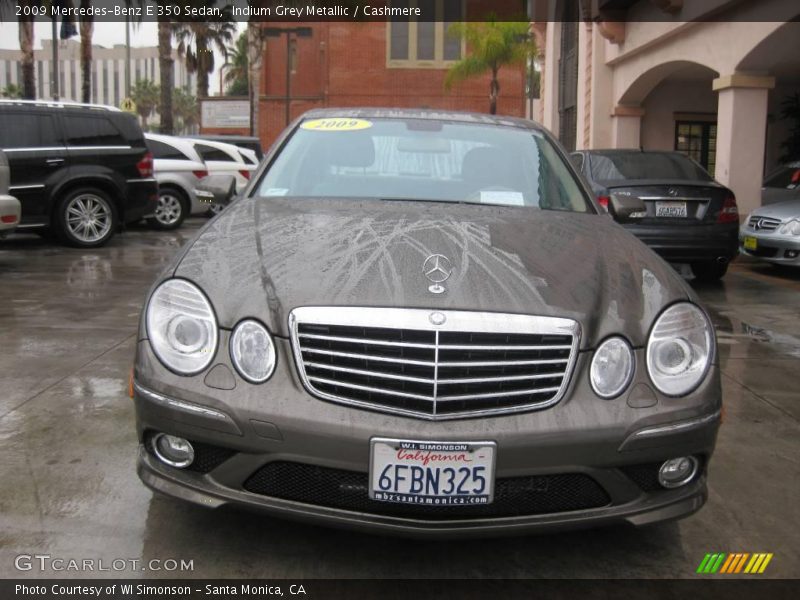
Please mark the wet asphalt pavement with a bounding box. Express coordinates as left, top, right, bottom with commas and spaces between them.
0, 218, 798, 579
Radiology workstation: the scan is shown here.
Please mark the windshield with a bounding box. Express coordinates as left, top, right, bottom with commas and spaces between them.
255, 118, 592, 212
590, 152, 712, 182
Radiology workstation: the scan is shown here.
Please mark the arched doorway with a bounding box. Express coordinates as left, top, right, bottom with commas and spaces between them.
615, 61, 719, 172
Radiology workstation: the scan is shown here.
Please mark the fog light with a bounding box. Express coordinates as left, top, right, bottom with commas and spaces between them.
152, 433, 194, 468
785, 250, 798, 259
658, 456, 698, 488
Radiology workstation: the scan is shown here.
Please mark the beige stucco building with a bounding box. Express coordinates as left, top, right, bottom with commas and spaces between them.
0, 39, 194, 108
532, 0, 800, 216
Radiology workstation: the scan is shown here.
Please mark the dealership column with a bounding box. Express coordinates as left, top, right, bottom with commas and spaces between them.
713, 74, 775, 217
611, 105, 644, 148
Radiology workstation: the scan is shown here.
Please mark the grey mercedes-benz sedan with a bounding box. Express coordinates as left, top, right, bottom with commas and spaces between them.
132, 109, 721, 537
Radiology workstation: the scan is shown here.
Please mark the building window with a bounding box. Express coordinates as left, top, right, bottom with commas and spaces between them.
387, 0, 464, 68
59, 61, 65, 98
70, 62, 77, 101
114, 68, 119, 106
92, 68, 97, 103
103, 60, 109, 104
675, 121, 717, 176
37, 60, 43, 98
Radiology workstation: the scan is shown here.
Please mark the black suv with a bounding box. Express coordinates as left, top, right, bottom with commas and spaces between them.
0, 100, 157, 247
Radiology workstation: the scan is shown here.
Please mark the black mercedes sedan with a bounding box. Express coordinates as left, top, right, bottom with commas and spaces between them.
131, 109, 721, 537
571, 149, 739, 281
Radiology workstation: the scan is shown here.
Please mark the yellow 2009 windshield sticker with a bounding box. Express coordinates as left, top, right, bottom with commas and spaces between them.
301, 118, 373, 132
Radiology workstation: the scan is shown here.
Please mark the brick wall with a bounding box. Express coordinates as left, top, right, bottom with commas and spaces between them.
258, 20, 526, 146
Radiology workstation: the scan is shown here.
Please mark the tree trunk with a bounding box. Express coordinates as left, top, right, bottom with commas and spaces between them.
18, 7, 35, 99
79, 8, 94, 104
196, 38, 209, 99
158, 18, 174, 134
489, 68, 500, 115
247, 22, 264, 138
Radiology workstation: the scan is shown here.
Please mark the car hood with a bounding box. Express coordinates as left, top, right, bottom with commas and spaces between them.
172, 197, 690, 348
751, 198, 800, 219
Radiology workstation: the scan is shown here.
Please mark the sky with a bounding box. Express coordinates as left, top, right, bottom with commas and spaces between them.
0, 20, 243, 96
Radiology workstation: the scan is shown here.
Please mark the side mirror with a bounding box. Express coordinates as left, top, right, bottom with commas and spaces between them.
608, 194, 646, 220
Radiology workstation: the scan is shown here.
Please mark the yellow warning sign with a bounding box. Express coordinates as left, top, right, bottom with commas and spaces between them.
301, 118, 373, 132
120, 97, 136, 113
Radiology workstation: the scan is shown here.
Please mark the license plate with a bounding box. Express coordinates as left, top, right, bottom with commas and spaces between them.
655, 201, 688, 218
743, 236, 758, 250
369, 438, 496, 505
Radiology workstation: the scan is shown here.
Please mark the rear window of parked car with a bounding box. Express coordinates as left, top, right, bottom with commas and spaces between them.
0, 112, 61, 148
590, 152, 712, 182
763, 166, 800, 189
63, 114, 127, 147
194, 143, 236, 162
148, 139, 192, 161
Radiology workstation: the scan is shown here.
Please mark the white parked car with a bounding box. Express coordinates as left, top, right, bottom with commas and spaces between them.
0, 149, 20, 238
184, 138, 258, 199
146, 133, 218, 229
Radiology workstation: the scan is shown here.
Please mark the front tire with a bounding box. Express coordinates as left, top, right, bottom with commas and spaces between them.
691, 260, 729, 282
55, 188, 117, 248
148, 188, 187, 230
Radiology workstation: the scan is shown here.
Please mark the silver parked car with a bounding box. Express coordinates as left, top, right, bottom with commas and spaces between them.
0, 149, 21, 238
146, 133, 220, 229
761, 162, 800, 206
132, 109, 721, 537
740, 199, 800, 266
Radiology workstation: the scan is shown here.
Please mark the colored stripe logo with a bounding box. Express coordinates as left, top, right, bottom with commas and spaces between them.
696, 553, 773, 574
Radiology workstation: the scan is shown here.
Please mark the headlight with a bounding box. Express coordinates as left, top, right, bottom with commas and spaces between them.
647, 303, 713, 396
778, 219, 800, 236
230, 319, 276, 383
146, 279, 218, 375
590, 337, 634, 399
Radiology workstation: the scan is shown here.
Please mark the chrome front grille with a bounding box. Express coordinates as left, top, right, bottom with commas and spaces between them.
289, 307, 580, 420
749, 215, 781, 231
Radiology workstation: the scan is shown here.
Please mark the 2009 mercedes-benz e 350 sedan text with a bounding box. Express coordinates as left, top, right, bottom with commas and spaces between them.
132, 109, 721, 537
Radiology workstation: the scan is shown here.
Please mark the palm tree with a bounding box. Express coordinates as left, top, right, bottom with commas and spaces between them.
445, 19, 535, 115
17, 0, 37, 99
172, 1, 236, 98
79, 1, 94, 103
129, 79, 160, 130
246, 21, 264, 136
158, 10, 174, 134
225, 32, 248, 96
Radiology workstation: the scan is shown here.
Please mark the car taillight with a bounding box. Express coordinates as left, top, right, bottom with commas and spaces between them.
136, 151, 153, 178
192, 170, 208, 179
597, 195, 610, 209
717, 194, 739, 224
1, 214, 18, 224
239, 170, 251, 180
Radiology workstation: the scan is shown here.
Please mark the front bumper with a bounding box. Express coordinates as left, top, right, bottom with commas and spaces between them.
739, 230, 800, 266
133, 337, 721, 537
623, 223, 739, 263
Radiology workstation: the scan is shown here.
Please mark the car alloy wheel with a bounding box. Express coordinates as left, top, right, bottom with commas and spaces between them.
153, 192, 184, 227
64, 193, 113, 245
